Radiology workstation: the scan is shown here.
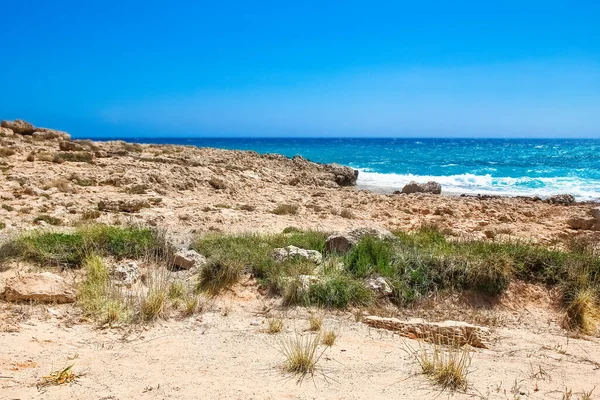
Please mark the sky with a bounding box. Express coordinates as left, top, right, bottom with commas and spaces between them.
1, 0, 599, 138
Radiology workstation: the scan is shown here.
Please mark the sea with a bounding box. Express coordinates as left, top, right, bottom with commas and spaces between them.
86, 137, 600, 202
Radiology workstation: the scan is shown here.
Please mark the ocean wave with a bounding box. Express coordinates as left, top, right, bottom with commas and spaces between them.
356, 170, 600, 201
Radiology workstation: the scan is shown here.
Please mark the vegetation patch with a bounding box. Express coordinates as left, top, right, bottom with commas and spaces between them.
271, 204, 299, 215
33, 215, 62, 226
0, 224, 162, 267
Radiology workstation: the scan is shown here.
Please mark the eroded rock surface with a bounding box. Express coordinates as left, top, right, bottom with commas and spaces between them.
2, 272, 76, 303
363, 316, 491, 348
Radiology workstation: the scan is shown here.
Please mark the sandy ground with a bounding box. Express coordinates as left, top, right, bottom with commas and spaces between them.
1, 282, 599, 400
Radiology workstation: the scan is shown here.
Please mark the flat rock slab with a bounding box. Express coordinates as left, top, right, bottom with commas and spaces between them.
2, 272, 76, 303
363, 316, 491, 348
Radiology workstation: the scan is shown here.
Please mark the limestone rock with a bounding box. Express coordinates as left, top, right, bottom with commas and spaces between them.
272, 245, 323, 264
568, 217, 595, 231
401, 181, 442, 195
322, 163, 358, 186
59, 141, 86, 151
547, 194, 575, 205
364, 276, 392, 297
111, 262, 140, 287
2, 272, 75, 303
0, 127, 14, 136
1, 119, 35, 135
363, 316, 491, 348
326, 227, 395, 254
32, 129, 71, 141
171, 249, 207, 270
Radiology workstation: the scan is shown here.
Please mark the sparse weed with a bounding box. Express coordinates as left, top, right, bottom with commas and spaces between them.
267, 317, 284, 334
308, 313, 323, 331
271, 204, 299, 215
322, 330, 337, 346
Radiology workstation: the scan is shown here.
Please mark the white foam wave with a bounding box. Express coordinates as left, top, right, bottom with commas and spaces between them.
356, 170, 600, 201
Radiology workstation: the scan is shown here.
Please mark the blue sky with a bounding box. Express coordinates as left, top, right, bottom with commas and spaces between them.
1, 1, 599, 138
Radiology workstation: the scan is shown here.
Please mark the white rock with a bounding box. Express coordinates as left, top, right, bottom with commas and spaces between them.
272, 246, 322, 264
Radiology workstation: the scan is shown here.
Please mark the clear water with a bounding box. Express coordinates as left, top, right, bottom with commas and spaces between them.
85, 137, 600, 201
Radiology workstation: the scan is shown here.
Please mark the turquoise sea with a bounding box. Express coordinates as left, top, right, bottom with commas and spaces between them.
87, 137, 600, 201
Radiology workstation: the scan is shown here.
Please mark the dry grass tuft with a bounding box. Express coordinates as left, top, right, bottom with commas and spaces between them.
37, 364, 77, 389
266, 317, 284, 334
271, 204, 299, 215
278, 333, 324, 382
308, 313, 323, 331
564, 287, 600, 334
412, 341, 472, 392
322, 330, 337, 346
140, 289, 167, 321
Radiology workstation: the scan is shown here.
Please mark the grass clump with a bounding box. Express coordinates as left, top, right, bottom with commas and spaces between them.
415, 342, 472, 392
307, 313, 323, 331
322, 330, 337, 346
197, 259, 244, 295
0, 221, 5, 230
140, 289, 167, 321
271, 204, 299, 215
564, 287, 599, 334
278, 333, 324, 382
267, 317, 284, 334
307, 275, 373, 308
0, 224, 162, 268
78, 255, 129, 325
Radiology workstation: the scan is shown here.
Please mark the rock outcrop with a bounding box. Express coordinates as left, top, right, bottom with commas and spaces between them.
1, 119, 36, 135
171, 249, 207, 271
111, 262, 140, 287
363, 316, 491, 348
547, 194, 575, 205
272, 245, 323, 264
326, 227, 395, 254
401, 181, 442, 195
568, 207, 600, 231
322, 163, 359, 186
2, 272, 76, 303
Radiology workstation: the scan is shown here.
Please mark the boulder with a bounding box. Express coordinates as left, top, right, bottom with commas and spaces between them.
111, 262, 140, 287
364, 276, 392, 297
322, 163, 358, 186
2, 272, 76, 303
1, 119, 36, 135
272, 245, 323, 264
326, 227, 395, 254
401, 181, 442, 195
171, 249, 207, 271
0, 127, 14, 136
59, 141, 86, 151
547, 194, 575, 205
362, 316, 491, 348
592, 208, 600, 221
568, 217, 595, 231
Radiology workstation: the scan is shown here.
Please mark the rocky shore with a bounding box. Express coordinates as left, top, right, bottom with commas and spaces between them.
1, 119, 598, 244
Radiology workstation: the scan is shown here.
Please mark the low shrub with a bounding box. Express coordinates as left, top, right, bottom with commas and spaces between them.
271, 204, 299, 215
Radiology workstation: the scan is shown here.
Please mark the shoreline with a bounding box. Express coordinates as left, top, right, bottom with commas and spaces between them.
1, 121, 599, 242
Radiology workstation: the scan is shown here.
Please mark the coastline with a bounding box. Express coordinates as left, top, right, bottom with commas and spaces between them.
1, 125, 599, 242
